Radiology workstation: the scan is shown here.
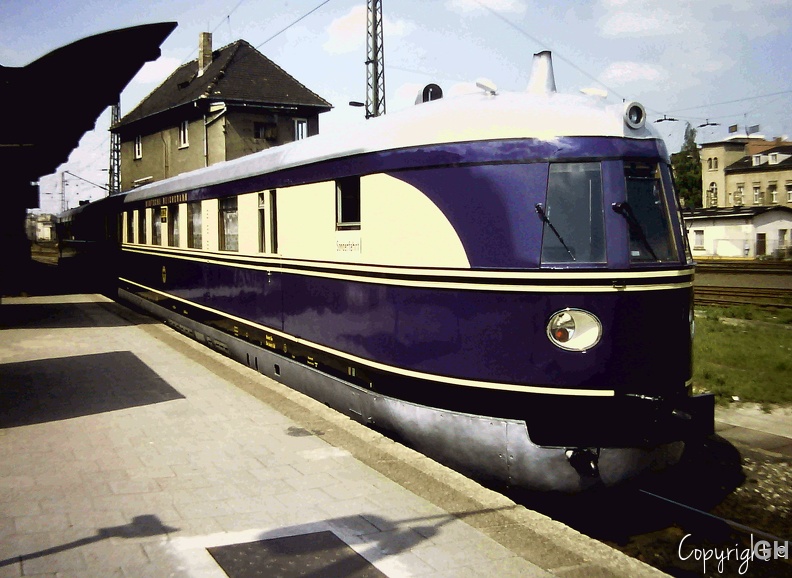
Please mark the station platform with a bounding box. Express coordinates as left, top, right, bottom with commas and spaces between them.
0, 294, 785, 578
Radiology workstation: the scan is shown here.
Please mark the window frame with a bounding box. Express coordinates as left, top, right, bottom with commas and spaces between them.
335, 177, 361, 231
178, 120, 189, 148
187, 201, 202, 249
293, 118, 307, 141
134, 135, 142, 160
218, 196, 239, 252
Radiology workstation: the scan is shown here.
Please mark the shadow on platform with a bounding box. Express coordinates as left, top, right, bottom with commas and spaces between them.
0, 514, 179, 569
0, 300, 136, 330
0, 351, 184, 428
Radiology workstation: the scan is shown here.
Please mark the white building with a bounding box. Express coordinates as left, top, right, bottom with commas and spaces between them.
683, 206, 792, 259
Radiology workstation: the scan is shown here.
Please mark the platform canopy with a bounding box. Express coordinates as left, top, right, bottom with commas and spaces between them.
0, 22, 177, 204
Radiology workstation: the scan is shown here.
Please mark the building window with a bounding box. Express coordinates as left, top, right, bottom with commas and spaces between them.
336, 177, 361, 230
770, 153, 778, 165
134, 136, 142, 159
707, 158, 712, 170
769, 183, 778, 203
694, 229, 704, 250
254, 122, 277, 141
753, 185, 762, 205
219, 197, 238, 251
752, 155, 762, 166
168, 204, 180, 246
138, 209, 147, 244
787, 182, 792, 203
179, 120, 189, 148
735, 184, 744, 206
779, 229, 788, 248
187, 201, 202, 249
708, 182, 718, 207
294, 118, 307, 141
714, 157, 718, 169
152, 207, 162, 245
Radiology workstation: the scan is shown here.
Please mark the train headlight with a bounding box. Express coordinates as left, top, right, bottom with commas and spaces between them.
623, 101, 646, 129
546, 309, 602, 352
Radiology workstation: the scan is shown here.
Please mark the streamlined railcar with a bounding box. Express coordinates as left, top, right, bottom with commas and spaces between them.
65, 52, 713, 492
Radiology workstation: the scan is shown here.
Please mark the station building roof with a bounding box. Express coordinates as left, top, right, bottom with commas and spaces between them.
114, 39, 332, 135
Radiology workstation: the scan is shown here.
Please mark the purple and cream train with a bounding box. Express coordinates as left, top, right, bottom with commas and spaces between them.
59, 52, 713, 492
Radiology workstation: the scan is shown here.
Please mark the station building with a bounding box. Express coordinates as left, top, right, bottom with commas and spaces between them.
687, 136, 792, 259
112, 33, 332, 192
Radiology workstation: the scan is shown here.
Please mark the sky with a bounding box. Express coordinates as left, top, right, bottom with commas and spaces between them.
2, 0, 791, 213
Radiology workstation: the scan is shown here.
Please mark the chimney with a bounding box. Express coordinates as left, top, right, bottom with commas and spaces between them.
198, 32, 212, 77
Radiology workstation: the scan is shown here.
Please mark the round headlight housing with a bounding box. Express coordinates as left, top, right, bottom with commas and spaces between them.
546, 308, 602, 352
623, 101, 646, 129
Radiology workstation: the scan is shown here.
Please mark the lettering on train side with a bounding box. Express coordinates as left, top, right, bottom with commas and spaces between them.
145, 192, 188, 208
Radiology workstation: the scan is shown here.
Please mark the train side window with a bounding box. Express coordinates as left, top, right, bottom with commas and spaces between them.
138, 209, 147, 244
152, 207, 162, 245
270, 189, 278, 253
336, 177, 360, 230
168, 204, 180, 246
219, 196, 239, 251
126, 211, 134, 243
258, 193, 266, 253
188, 201, 202, 249
540, 163, 605, 264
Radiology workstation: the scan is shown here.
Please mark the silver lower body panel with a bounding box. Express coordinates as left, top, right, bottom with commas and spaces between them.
121, 289, 685, 493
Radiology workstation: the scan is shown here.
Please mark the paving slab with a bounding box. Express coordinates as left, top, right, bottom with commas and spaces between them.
0, 295, 668, 577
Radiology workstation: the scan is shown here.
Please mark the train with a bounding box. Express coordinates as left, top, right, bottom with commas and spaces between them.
57, 52, 713, 492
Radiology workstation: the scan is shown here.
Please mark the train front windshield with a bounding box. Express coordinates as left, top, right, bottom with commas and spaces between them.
538, 160, 680, 266
621, 161, 678, 263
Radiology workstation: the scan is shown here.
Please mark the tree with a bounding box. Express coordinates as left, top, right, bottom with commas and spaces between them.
671, 123, 702, 208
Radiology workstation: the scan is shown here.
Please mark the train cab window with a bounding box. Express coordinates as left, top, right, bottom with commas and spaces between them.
188, 201, 202, 249
620, 162, 678, 263
168, 204, 180, 246
219, 197, 239, 251
539, 163, 605, 264
138, 209, 147, 244
336, 177, 361, 230
152, 207, 162, 245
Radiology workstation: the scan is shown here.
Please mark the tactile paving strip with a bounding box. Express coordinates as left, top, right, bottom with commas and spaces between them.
207, 531, 387, 578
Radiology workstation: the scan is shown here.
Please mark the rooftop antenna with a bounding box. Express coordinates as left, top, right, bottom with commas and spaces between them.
526, 50, 557, 95
365, 0, 386, 118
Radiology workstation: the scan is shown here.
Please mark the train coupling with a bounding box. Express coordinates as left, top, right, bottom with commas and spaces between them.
565, 447, 600, 478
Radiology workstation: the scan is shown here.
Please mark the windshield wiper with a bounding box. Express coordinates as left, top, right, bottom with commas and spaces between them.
535, 203, 575, 261
612, 201, 658, 261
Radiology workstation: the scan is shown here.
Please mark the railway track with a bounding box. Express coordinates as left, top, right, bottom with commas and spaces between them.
695, 286, 792, 308
511, 437, 792, 577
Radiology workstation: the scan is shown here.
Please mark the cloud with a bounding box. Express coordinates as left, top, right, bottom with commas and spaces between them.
599, 61, 667, 87
324, 5, 415, 55
598, 10, 682, 38
132, 56, 182, 84
446, 0, 527, 15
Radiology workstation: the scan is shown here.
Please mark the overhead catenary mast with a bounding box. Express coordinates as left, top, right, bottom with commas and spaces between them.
365, 0, 386, 118
108, 102, 121, 195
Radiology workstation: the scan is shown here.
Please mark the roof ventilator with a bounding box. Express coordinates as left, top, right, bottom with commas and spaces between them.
526, 50, 557, 95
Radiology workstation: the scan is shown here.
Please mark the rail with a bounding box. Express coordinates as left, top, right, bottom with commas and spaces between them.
695, 286, 792, 308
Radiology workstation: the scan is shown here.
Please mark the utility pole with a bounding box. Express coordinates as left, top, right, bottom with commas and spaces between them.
365, 0, 385, 118
108, 102, 121, 195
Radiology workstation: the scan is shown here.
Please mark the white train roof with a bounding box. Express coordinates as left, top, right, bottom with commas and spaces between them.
126, 87, 661, 203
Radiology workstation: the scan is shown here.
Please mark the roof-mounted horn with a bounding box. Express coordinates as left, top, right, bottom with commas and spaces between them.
526, 50, 557, 95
